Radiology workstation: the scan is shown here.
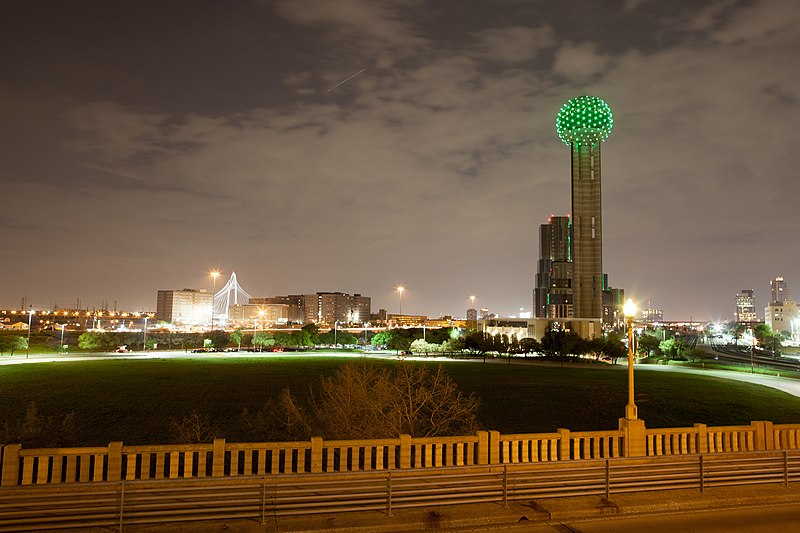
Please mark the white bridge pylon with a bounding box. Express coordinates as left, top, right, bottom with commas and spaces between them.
213, 272, 253, 321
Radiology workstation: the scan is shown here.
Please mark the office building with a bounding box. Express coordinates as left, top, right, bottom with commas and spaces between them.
765, 300, 797, 335
534, 215, 573, 319
771, 276, 789, 304
735, 289, 757, 323
156, 289, 212, 326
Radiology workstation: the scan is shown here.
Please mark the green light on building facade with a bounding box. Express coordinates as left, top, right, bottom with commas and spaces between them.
555, 95, 614, 146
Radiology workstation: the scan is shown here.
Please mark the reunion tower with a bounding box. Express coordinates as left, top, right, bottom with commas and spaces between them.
556, 95, 614, 324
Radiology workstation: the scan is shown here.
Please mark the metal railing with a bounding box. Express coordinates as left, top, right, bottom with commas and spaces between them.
1, 450, 799, 532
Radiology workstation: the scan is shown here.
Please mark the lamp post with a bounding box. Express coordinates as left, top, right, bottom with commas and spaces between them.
143, 316, 148, 352
60, 323, 66, 353
623, 298, 637, 420
27, 308, 34, 359
396, 286, 405, 324
210, 270, 220, 331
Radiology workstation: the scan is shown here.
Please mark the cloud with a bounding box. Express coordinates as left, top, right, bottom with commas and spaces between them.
470, 26, 556, 64
274, 0, 428, 51
551, 41, 612, 82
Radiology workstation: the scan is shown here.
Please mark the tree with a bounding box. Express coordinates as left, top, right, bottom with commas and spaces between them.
170, 411, 218, 443
0, 335, 28, 356
300, 323, 320, 346
637, 333, 661, 357
253, 331, 275, 351
519, 337, 541, 356
371, 330, 392, 348
229, 327, 244, 352
78, 332, 103, 351
659, 337, 688, 359
540, 330, 582, 367
206, 330, 228, 351
273, 362, 480, 439
603, 332, 626, 364
410, 339, 440, 355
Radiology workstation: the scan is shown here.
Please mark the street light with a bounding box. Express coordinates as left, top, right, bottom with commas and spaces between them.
396, 286, 405, 319
210, 270, 220, 331
143, 316, 149, 352
623, 298, 637, 420
60, 323, 66, 353
26, 308, 34, 359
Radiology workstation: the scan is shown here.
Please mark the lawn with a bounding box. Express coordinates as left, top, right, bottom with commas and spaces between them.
1, 354, 799, 446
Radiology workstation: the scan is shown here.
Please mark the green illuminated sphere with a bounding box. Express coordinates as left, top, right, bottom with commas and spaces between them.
555, 95, 614, 146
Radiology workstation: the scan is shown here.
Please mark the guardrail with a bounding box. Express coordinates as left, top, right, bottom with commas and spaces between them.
3, 421, 800, 487
1, 450, 799, 531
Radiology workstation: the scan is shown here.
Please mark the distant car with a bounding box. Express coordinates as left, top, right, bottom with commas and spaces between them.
271, 347, 283, 352
115, 347, 129, 353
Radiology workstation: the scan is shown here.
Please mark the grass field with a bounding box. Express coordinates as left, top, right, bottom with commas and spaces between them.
2, 354, 800, 446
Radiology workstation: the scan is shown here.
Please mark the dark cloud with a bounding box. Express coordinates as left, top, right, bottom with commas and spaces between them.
0, 0, 798, 320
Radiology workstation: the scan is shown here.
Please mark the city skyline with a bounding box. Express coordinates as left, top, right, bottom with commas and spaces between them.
2, 0, 798, 321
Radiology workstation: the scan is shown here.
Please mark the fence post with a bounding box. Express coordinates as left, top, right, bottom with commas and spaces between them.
399, 435, 411, 469
311, 437, 323, 473
1, 444, 21, 487
557, 428, 571, 460
107, 441, 123, 482
694, 424, 708, 454
476, 430, 489, 465
212, 438, 226, 477
489, 430, 500, 465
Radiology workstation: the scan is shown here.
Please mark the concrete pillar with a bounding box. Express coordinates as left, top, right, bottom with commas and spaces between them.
476, 431, 489, 465
1, 444, 21, 487
311, 437, 323, 473
557, 428, 571, 460
399, 435, 411, 469
694, 423, 708, 454
107, 441, 123, 481
752, 421, 774, 451
212, 438, 226, 477
619, 418, 647, 457
488, 430, 500, 465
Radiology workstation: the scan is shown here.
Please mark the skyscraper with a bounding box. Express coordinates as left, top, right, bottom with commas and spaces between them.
771, 276, 789, 304
735, 289, 757, 323
555, 95, 614, 323
534, 215, 572, 318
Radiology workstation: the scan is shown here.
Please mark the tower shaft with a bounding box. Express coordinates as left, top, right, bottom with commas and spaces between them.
571, 142, 602, 319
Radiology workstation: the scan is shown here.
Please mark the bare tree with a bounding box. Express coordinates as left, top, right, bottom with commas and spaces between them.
307, 362, 480, 439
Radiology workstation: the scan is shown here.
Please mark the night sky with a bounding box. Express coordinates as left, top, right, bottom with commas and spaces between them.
2, 0, 798, 321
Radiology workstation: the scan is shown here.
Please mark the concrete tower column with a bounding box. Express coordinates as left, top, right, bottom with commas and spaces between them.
571, 141, 603, 319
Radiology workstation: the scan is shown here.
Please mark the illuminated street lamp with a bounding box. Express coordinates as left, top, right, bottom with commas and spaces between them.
210, 270, 221, 331
26, 308, 34, 359
396, 286, 405, 317
143, 316, 149, 352
623, 298, 637, 420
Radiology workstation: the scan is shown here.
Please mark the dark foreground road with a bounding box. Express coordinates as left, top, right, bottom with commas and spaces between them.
510, 503, 800, 533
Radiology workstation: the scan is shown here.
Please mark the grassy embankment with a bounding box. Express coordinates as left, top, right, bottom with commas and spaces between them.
2, 355, 800, 446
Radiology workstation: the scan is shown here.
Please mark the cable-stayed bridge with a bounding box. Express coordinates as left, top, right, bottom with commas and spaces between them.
212, 272, 252, 323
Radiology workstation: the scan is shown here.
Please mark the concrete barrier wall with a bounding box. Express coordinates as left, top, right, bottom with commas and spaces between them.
3, 421, 800, 487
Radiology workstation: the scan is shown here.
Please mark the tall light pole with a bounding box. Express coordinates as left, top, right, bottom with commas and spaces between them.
396, 286, 405, 320
26, 308, 34, 359
623, 298, 637, 420
143, 316, 149, 352
60, 323, 66, 353
210, 270, 220, 331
